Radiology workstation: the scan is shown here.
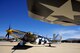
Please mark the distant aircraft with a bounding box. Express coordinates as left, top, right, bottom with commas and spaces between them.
5, 26, 62, 47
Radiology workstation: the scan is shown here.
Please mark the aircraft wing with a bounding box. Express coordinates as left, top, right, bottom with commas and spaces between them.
27, 0, 80, 26
12, 30, 26, 35
9, 29, 27, 38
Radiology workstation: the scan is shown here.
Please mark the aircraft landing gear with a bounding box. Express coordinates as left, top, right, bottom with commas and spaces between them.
49, 43, 51, 47
18, 40, 26, 46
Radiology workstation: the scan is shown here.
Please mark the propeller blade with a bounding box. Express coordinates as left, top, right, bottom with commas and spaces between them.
5, 32, 9, 37
8, 25, 11, 30
53, 34, 56, 40
55, 34, 59, 39
5, 32, 10, 39
7, 33, 9, 39
5, 33, 8, 37
53, 34, 59, 40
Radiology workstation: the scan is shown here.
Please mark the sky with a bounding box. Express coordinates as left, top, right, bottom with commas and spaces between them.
0, 0, 80, 40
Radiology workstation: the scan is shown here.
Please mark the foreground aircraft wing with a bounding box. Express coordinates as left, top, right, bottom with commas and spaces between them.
27, 0, 80, 26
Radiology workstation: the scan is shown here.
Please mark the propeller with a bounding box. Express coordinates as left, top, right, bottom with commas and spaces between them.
5, 26, 12, 39
53, 34, 62, 43
53, 34, 60, 42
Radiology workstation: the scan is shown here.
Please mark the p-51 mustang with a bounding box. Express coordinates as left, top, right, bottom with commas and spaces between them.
5, 26, 62, 47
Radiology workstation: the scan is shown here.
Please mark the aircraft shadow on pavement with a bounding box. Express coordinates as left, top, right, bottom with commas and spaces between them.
12, 45, 33, 50
45, 46, 56, 48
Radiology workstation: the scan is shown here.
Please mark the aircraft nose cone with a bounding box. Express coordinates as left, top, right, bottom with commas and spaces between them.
6, 30, 13, 34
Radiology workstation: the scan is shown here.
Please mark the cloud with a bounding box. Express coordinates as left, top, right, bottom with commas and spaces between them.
59, 30, 78, 34
70, 35, 80, 39
53, 29, 80, 39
